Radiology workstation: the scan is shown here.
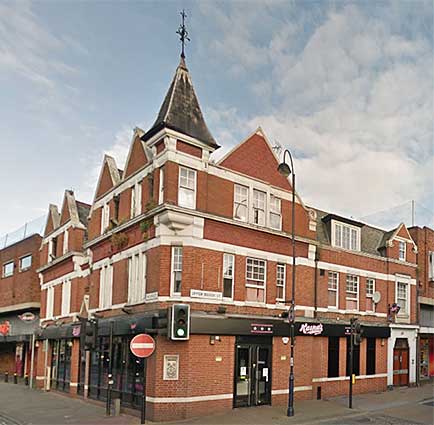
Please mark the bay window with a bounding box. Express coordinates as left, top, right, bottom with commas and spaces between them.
61, 280, 71, 316
99, 263, 113, 310
46, 286, 54, 319
131, 182, 142, 218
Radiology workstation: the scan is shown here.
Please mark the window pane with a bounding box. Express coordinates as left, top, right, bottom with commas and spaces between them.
3, 262, 13, 277
20, 255, 32, 270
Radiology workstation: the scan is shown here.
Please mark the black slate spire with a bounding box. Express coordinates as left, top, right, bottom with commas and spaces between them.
142, 57, 219, 149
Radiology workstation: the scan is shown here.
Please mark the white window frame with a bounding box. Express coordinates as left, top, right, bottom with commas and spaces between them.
128, 252, 147, 305
19, 255, 32, 271
252, 189, 266, 226
101, 203, 110, 234
246, 257, 266, 303
158, 167, 164, 204
429, 251, 434, 281
99, 263, 113, 310
171, 246, 183, 297
331, 220, 361, 251
131, 182, 142, 218
396, 280, 409, 317
234, 184, 249, 222
63, 229, 69, 255
346, 274, 359, 311
398, 240, 406, 261
276, 263, 286, 302
178, 167, 196, 209
222, 253, 235, 299
61, 280, 71, 317
328, 271, 339, 309
269, 195, 282, 230
2, 261, 14, 278
366, 278, 375, 313
46, 286, 54, 319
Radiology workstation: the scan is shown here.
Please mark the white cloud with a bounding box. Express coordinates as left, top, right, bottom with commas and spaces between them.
200, 2, 433, 229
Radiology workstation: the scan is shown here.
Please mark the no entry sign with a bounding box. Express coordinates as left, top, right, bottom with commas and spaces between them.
130, 334, 155, 358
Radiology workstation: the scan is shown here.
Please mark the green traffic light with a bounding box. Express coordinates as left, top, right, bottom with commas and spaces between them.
177, 328, 185, 337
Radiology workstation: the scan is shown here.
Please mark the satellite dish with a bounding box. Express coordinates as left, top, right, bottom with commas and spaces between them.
372, 291, 381, 304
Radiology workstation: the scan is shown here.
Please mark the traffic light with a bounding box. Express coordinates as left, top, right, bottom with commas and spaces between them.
84, 318, 98, 350
351, 318, 362, 346
170, 304, 190, 340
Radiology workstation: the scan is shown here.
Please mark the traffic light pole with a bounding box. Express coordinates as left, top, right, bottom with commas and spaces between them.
349, 332, 353, 409
141, 358, 148, 424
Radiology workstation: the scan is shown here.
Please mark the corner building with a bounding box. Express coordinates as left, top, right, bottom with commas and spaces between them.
36, 56, 419, 421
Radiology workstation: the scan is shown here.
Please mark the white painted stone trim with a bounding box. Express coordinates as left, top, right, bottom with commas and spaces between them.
146, 393, 233, 403
272, 386, 312, 394
312, 373, 387, 383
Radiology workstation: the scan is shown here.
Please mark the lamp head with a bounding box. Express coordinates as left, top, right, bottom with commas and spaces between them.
277, 162, 291, 177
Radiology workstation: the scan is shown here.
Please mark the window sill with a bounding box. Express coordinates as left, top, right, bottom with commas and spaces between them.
245, 301, 266, 307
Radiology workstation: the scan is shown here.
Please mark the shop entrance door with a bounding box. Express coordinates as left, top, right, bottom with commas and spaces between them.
234, 338, 272, 408
393, 338, 409, 386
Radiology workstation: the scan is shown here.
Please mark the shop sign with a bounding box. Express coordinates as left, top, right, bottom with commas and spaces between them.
190, 289, 222, 300
0, 321, 10, 336
299, 323, 323, 336
18, 312, 36, 322
251, 323, 273, 334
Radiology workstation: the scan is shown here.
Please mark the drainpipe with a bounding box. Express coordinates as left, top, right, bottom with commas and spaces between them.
314, 248, 319, 319
29, 333, 35, 389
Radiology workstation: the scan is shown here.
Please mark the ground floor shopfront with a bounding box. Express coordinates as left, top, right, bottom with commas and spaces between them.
36, 312, 391, 421
0, 310, 39, 379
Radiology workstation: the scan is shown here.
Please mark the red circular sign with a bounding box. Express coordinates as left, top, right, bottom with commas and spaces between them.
130, 334, 155, 358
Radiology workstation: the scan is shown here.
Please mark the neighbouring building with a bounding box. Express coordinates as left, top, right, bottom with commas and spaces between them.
0, 233, 42, 380
409, 226, 434, 382
34, 54, 419, 422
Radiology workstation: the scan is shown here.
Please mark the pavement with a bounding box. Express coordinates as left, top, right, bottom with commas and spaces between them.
0, 382, 432, 425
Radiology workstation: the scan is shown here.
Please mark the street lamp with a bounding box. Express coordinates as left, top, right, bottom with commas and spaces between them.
277, 149, 296, 417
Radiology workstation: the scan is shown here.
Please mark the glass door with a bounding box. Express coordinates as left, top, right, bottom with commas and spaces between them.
234, 344, 272, 408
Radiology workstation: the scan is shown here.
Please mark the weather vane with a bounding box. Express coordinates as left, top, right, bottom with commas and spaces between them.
176, 9, 190, 58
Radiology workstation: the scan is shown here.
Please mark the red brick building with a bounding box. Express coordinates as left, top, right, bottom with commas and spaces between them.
409, 226, 434, 381
0, 233, 41, 380
35, 56, 419, 421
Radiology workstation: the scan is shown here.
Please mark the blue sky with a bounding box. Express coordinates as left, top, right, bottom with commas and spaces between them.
0, 0, 433, 237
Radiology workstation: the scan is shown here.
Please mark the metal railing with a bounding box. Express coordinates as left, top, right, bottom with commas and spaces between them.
0, 215, 46, 249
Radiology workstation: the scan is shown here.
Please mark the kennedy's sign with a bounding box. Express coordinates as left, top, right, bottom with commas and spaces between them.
298, 323, 324, 336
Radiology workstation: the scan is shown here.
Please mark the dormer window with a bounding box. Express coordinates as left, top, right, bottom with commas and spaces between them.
332, 221, 360, 251
398, 241, 406, 261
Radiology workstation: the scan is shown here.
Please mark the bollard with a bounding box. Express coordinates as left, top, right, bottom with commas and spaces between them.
24, 375, 29, 386
4, 372, 8, 383
13, 373, 17, 384
113, 398, 121, 416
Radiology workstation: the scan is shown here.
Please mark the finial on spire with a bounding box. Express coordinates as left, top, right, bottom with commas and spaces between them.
176, 9, 190, 59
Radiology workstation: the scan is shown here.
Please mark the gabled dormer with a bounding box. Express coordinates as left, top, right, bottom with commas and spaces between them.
44, 204, 60, 237
123, 127, 151, 179
379, 223, 417, 262
141, 56, 219, 161
40, 191, 90, 265
94, 155, 121, 201
217, 127, 292, 192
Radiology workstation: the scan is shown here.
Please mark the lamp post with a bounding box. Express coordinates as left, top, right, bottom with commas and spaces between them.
277, 149, 296, 417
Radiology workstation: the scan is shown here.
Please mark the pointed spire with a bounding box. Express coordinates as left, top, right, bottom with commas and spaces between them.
142, 57, 219, 148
